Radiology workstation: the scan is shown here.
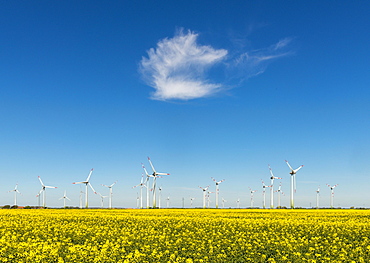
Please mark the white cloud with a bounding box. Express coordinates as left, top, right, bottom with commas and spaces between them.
140, 29, 228, 101
140, 30, 293, 101
231, 37, 293, 81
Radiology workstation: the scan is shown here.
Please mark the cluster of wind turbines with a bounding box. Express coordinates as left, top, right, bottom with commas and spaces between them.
33, 169, 117, 208
133, 157, 170, 209
6, 158, 341, 209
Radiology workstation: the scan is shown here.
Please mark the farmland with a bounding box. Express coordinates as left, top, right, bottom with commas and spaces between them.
0, 209, 369, 262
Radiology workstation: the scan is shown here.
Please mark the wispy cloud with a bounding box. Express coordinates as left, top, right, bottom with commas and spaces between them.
230, 37, 293, 82
140, 29, 293, 101
140, 29, 227, 101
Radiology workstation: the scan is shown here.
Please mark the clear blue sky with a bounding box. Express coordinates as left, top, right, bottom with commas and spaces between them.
1, 1, 369, 208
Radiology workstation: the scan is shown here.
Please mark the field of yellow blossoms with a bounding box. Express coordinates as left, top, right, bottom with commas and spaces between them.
0, 209, 369, 262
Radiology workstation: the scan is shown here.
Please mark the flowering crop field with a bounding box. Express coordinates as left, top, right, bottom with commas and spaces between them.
0, 209, 369, 262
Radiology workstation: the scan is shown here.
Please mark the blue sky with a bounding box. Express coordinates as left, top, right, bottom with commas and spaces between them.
1, 1, 369, 208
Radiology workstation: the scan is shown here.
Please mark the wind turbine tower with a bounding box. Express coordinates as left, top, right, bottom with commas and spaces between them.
102, 181, 117, 209
211, 177, 225, 209
268, 164, 282, 209
73, 168, 97, 208
327, 184, 338, 208
285, 160, 304, 209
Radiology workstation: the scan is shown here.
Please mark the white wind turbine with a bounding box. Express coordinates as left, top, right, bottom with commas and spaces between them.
97, 192, 108, 208
222, 198, 227, 208
37, 176, 57, 208
268, 164, 282, 209
8, 184, 21, 206
316, 186, 320, 208
285, 160, 304, 209
166, 196, 170, 208
102, 181, 117, 209
73, 168, 97, 208
199, 186, 210, 208
248, 187, 257, 208
190, 197, 195, 208
79, 186, 84, 209
236, 198, 240, 209
327, 184, 338, 208
206, 190, 214, 208
158, 186, 162, 209
275, 183, 284, 208
133, 174, 147, 209
144, 157, 170, 208
211, 177, 225, 209
261, 180, 271, 209
141, 164, 153, 208
59, 191, 71, 208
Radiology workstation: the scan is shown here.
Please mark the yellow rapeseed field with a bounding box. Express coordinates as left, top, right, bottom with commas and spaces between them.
0, 209, 369, 262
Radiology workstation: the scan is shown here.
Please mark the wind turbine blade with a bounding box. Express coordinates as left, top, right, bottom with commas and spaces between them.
45, 185, 57, 189
110, 181, 117, 187
38, 176, 45, 186
66, 197, 71, 201
268, 164, 275, 177
142, 163, 150, 176
156, 172, 170, 176
73, 182, 84, 184
102, 184, 109, 188
285, 160, 293, 171
89, 183, 97, 194
86, 168, 94, 182
294, 165, 304, 173
147, 157, 156, 173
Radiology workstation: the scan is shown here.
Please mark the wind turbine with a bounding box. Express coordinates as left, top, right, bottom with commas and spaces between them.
211, 177, 225, 209
97, 192, 108, 208
327, 184, 338, 208
59, 191, 71, 208
285, 160, 304, 209
316, 186, 320, 209
206, 190, 214, 208
222, 198, 227, 208
190, 197, 195, 208
141, 164, 152, 209
79, 187, 84, 209
37, 176, 57, 208
236, 198, 240, 209
158, 186, 162, 209
248, 187, 257, 208
261, 180, 271, 209
8, 184, 21, 206
275, 182, 284, 208
166, 196, 170, 208
268, 164, 282, 209
102, 181, 117, 209
133, 174, 147, 209
275, 183, 284, 208
144, 157, 170, 208
73, 168, 97, 208
199, 186, 210, 208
